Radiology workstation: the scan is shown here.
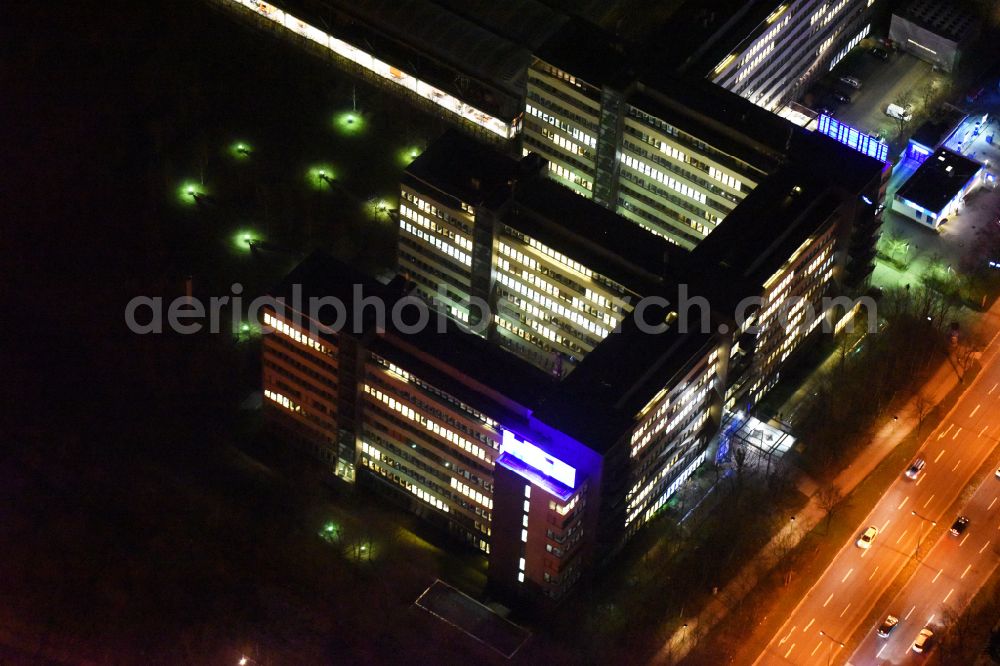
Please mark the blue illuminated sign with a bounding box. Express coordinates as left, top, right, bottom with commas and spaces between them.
817, 114, 889, 163
500, 430, 576, 488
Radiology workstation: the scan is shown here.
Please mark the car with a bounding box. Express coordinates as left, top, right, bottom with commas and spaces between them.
857, 525, 878, 549
905, 458, 926, 480
871, 47, 889, 60
995, 467, 999, 479
833, 92, 852, 104
950, 515, 970, 536
913, 627, 934, 653
886, 103, 913, 122
839, 76, 862, 89
816, 106, 835, 117
877, 614, 899, 637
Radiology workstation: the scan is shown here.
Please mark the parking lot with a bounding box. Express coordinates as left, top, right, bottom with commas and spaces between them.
802, 39, 946, 144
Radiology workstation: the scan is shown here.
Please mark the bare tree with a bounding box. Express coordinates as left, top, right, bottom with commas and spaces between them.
914, 393, 932, 436
817, 483, 844, 533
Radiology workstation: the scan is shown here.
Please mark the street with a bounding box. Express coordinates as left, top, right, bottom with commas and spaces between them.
751, 312, 1000, 666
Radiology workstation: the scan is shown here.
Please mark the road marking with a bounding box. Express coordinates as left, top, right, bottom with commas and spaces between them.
823, 593, 834, 608
990, 382, 998, 395
980, 540, 990, 554
933, 569, 943, 583
953, 427, 963, 440
940, 423, 954, 439
989, 497, 997, 511
780, 626, 797, 644
961, 564, 972, 579
970, 404, 981, 418
811, 640, 823, 656
953, 460, 962, 472
899, 497, 909, 510
916, 475, 924, 486
840, 602, 852, 618
804, 618, 815, 632
935, 449, 946, 463
896, 529, 908, 544
944, 588, 954, 603
905, 605, 916, 620
882, 519, 892, 531
877, 644, 887, 657
981, 425, 989, 437
928, 613, 936, 624
923, 494, 935, 508
842, 568, 853, 583
784, 643, 795, 659
961, 533, 970, 547
869, 565, 880, 580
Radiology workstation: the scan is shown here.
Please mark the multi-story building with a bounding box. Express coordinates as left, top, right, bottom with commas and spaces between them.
523, 20, 789, 248
663, 0, 882, 112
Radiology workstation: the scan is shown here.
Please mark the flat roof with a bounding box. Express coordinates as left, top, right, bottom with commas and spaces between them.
402, 129, 522, 208
533, 17, 636, 89
911, 107, 968, 149
897, 0, 979, 42
897, 148, 981, 214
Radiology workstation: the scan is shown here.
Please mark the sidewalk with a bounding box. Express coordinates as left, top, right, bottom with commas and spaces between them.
653, 300, 1000, 664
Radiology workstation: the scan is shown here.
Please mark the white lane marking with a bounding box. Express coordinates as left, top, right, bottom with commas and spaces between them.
823, 593, 835, 608
811, 640, 822, 656
980, 425, 989, 437
953, 460, 962, 472
916, 475, 925, 486
981, 540, 992, 555
989, 497, 997, 511
878, 643, 887, 657
804, 618, 815, 632
944, 588, 954, 603
896, 529, 909, 544
935, 449, 946, 463
923, 494, 935, 508
928, 613, 936, 624
780, 626, 797, 644
869, 565, 880, 581
840, 602, 852, 618
961, 564, 972, 579
953, 427, 963, 440
940, 423, 954, 439
899, 497, 909, 510
882, 519, 892, 531
960, 533, 970, 547
861, 546, 869, 558
933, 569, 943, 583
842, 568, 853, 583
905, 605, 916, 620
989, 382, 998, 395
970, 404, 981, 418
784, 643, 795, 659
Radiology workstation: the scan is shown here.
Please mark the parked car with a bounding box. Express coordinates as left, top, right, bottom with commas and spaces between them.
877, 614, 899, 637
871, 46, 889, 60
913, 627, 934, 653
950, 515, 970, 536
839, 76, 862, 89
833, 92, 852, 104
905, 457, 926, 480
857, 525, 878, 549
886, 104, 913, 122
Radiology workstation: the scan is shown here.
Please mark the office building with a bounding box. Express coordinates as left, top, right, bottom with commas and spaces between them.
890, 0, 979, 73
891, 148, 983, 229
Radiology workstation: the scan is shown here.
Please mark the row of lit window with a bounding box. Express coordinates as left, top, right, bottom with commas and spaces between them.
525, 104, 597, 148
362, 456, 451, 513
451, 477, 493, 510
400, 203, 472, 251
737, 42, 775, 84
829, 24, 870, 71
527, 237, 594, 279
498, 241, 539, 271
633, 450, 706, 527
741, 15, 789, 66
263, 312, 332, 354
546, 161, 593, 191
265, 388, 301, 413
400, 220, 471, 267
518, 485, 531, 583
541, 127, 588, 158
364, 385, 489, 461
619, 154, 708, 205
820, 0, 850, 29
707, 166, 743, 193
497, 272, 610, 338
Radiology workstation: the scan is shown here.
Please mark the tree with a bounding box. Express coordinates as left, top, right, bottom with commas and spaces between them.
892, 90, 916, 137
914, 393, 932, 436
816, 483, 844, 533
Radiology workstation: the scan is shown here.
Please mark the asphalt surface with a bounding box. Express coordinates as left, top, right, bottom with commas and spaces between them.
752, 324, 1000, 666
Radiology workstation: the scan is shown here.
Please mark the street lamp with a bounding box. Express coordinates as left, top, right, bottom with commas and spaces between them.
818, 630, 846, 666
911, 510, 937, 560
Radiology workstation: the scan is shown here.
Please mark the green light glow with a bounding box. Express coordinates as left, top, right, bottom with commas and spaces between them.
229, 141, 253, 159
307, 164, 337, 190
333, 111, 366, 135
232, 229, 261, 253
235, 320, 261, 341
365, 197, 393, 221
397, 145, 423, 167
177, 181, 206, 205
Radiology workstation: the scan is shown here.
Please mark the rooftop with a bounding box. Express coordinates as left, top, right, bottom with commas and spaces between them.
897, 0, 979, 42
910, 107, 968, 150
533, 17, 636, 89
896, 148, 982, 214
402, 129, 525, 209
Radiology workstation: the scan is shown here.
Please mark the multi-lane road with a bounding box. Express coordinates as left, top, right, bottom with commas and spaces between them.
753, 339, 1000, 666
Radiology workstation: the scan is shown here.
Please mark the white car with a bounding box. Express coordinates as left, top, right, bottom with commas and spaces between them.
912, 627, 934, 653
857, 526, 878, 549
839, 75, 862, 89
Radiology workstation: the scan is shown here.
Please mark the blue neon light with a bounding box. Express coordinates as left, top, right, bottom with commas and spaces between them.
500, 430, 577, 488
817, 114, 889, 163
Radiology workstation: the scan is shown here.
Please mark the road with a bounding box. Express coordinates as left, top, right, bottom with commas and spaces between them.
751, 328, 1000, 666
